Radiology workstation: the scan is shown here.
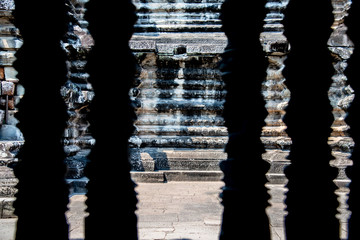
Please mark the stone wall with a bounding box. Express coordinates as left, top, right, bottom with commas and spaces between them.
129, 0, 228, 181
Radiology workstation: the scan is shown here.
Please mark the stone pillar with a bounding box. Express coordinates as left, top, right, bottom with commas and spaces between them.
129, 0, 228, 182
61, 0, 94, 193
260, 1, 291, 238
283, 1, 340, 239
346, 0, 360, 239
13, 0, 70, 239
0, 0, 23, 218
84, 0, 139, 239
327, 0, 354, 238
218, 0, 270, 239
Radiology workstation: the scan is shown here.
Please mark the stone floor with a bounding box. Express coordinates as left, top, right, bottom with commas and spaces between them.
0, 182, 286, 240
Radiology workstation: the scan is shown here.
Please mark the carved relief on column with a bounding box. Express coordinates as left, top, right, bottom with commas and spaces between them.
260, 1, 290, 239
61, 0, 94, 192
327, 0, 354, 238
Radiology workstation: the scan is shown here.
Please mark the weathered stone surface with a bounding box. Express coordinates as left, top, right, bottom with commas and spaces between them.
260, 0, 291, 171
129, 1, 228, 175
0, 4, 23, 197
260, 2, 291, 238
61, 0, 94, 180
131, 171, 164, 183
131, 170, 223, 183
0, 0, 14, 10
327, 1, 354, 236
164, 170, 223, 182
133, 0, 224, 33
0, 197, 15, 218
0, 51, 16, 66
1, 81, 14, 96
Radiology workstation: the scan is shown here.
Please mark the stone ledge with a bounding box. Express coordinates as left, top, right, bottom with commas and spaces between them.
131, 170, 223, 183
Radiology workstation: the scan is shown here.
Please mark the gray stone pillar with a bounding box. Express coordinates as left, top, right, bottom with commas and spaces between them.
61, 0, 94, 193
0, 0, 23, 218
260, 1, 291, 238
283, 1, 340, 239
327, 1, 354, 238
218, 0, 270, 239
84, 0, 139, 239
13, 0, 70, 238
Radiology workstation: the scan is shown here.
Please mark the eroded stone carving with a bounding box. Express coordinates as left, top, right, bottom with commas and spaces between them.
61, 0, 95, 185
260, 1, 290, 239
328, 0, 354, 238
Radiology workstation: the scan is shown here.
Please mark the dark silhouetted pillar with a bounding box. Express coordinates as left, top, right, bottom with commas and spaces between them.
218, 0, 271, 239
283, 1, 340, 239
12, 0, 70, 239
84, 0, 139, 239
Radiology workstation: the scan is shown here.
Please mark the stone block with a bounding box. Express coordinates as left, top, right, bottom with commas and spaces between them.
0, 51, 16, 66
0, 37, 22, 50
131, 171, 165, 183
1, 81, 14, 96
0, 0, 15, 10
4, 67, 18, 82
156, 44, 178, 54
129, 40, 156, 51
142, 159, 155, 171
15, 84, 25, 96
0, 185, 17, 197
187, 44, 225, 54
164, 160, 221, 171
164, 170, 223, 182
0, 25, 19, 36
0, 197, 16, 218
0, 167, 18, 198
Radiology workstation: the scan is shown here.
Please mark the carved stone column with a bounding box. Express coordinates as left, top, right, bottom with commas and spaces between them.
12, 0, 70, 239
283, 1, 340, 239
260, 1, 290, 239
61, 0, 94, 193
0, 0, 23, 218
327, 0, 354, 238
84, 0, 139, 239
219, 1, 270, 239
345, 0, 360, 239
